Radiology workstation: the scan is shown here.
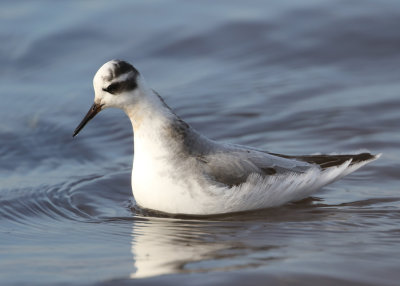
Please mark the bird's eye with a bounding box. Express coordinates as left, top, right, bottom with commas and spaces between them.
103, 82, 121, 94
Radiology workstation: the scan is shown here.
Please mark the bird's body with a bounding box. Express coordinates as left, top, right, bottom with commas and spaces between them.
73, 60, 380, 215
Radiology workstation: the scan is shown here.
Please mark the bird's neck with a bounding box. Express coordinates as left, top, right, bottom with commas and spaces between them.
124, 89, 175, 131
124, 89, 197, 157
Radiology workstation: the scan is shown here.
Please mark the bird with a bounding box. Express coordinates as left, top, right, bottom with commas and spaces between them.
73, 60, 380, 215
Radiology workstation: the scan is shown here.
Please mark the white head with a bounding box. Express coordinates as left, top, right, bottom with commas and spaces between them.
73, 60, 143, 137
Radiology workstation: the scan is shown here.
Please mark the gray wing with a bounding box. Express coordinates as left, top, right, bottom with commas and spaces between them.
197, 143, 312, 187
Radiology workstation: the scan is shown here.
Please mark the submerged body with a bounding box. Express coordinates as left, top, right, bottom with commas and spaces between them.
73, 60, 380, 215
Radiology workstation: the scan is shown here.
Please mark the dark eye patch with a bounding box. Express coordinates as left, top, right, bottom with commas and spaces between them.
102, 79, 137, 95
103, 82, 121, 94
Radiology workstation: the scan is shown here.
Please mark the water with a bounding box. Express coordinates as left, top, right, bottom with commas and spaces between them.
1, 0, 400, 285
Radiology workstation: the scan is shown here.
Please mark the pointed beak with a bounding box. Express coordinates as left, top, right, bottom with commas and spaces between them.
73, 103, 103, 137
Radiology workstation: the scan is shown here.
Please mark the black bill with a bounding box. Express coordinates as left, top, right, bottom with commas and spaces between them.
73, 103, 102, 137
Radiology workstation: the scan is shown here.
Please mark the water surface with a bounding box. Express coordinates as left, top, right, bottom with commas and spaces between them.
1, 0, 400, 285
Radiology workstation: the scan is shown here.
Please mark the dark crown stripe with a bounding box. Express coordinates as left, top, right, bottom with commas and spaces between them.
113, 60, 139, 78
103, 60, 140, 94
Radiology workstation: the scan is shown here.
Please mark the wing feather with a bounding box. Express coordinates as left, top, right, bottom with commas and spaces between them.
199, 145, 312, 187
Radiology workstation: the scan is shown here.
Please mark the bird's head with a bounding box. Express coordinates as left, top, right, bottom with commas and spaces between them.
73, 60, 142, 137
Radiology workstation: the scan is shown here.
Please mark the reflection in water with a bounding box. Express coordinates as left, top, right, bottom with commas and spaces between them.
129, 197, 400, 281
129, 218, 281, 278
128, 199, 332, 279
130, 219, 227, 278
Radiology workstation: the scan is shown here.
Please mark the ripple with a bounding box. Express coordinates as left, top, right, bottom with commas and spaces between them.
0, 170, 132, 227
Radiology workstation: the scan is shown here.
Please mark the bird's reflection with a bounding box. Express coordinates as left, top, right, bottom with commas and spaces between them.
129, 218, 226, 278
128, 198, 342, 278
129, 216, 285, 279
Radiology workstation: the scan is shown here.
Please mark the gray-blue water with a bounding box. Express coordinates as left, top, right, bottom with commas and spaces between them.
1, 1, 399, 285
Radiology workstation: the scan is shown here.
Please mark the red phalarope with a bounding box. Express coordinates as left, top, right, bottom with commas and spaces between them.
73, 60, 380, 215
